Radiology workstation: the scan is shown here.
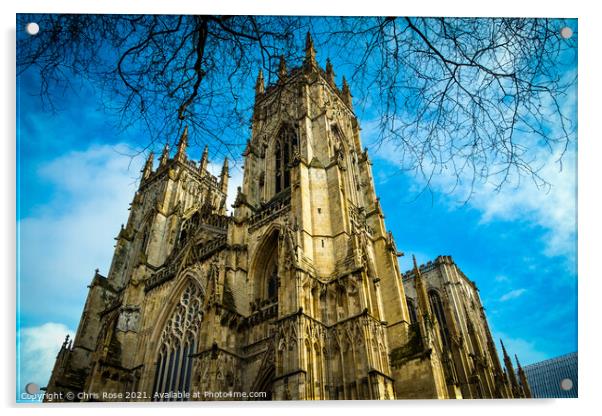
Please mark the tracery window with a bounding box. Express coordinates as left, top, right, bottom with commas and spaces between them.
428, 290, 450, 348
152, 281, 203, 400
178, 212, 200, 246
274, 125, 298, 194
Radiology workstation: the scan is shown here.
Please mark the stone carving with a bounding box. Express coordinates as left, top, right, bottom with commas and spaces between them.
116, 307, 140, 333
46, 42, 527, 402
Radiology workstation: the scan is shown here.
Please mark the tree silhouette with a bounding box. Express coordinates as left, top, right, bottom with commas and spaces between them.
17, 15, 577, 195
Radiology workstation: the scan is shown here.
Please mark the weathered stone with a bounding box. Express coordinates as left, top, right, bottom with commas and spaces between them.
45, 44, 528, 402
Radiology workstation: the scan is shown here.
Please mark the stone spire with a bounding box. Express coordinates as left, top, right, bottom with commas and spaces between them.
500, 339, 520, 395
175, 126, 188, 162
500, 338, 508, 358
219, 157, 229, 194
325, 58, 335, 87
159, 143, 170, 167
255, 68, 265, 96
515, 355, 532, 398
341, 76, 353, 108
413, 255, 432, 319
278, 55, 288, 81
142, 151, 154, 180
199, 145, 209, 173
304, 32, 316, 67
412, 255, 435, 349
62, 334, 70, 349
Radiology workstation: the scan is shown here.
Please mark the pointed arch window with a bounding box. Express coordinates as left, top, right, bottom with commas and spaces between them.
331, 125, 345, 154
140, 224, 151, 255
267, 265, 278, 302
254, 231, 280, 305
152, 281, 203, 400
263, 244, 279, 304
274, 125, 298, 195
275, 141, 283, 194
406, 297, 418, 325
178, 212, 200, 247
428, 290, 450, 348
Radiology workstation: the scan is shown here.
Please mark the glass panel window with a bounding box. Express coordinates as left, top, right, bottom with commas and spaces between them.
152, 281, 203, 400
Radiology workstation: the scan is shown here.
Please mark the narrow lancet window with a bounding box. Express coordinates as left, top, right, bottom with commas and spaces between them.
428, 290, 450, 348
274, 125, 297, 195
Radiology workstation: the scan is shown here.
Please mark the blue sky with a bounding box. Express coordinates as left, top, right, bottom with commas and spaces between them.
16, 17, 577, 398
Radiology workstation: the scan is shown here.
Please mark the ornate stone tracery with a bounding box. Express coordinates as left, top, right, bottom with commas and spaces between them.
273, 124, 298, 195
45, 39, 529, 402
152, 280, 204, 400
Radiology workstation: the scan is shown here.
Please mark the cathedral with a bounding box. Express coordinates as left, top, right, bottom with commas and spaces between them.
45, 34, 530, 401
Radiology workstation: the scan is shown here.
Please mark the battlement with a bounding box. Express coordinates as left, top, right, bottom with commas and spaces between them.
139, 126, 228, 201
254, 33, 353, 114
402, 255, 455, 279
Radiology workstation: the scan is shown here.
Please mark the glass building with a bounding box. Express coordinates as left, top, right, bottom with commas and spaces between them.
521, 352, 578, 398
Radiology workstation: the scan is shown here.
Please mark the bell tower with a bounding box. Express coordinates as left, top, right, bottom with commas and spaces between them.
227, 33, 446, 400
45, 126, 230, 399
47, 35, 464, 402
108, 127, 229, 290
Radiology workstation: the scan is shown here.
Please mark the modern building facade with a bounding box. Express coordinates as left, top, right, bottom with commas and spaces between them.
45, 35, 529, 401
520, 352, 577, 398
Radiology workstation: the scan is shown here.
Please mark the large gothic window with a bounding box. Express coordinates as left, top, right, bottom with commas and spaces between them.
274, 125, 298, 194
428, 290, 450, 348
152, 281, 203, 400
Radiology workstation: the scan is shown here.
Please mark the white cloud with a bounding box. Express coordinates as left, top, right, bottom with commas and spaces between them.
19, 144, 142, 323
366, 126, 576, 264
494, 274, 510, 283
362, 74, 577, 267
462, 149, 576, 260
17, 145, 244, 400
493, 330, 548, 366
499, 288, 527, 302
226, 167, 244, 213
397, 250, 436, 274
19, 145, 245, 328
206, 161, 244, 214
17, 323, 75, 394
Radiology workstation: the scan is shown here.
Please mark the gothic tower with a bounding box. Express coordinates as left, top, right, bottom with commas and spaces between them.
45, 35, 517, 401
45, 125, 230, 399
402, 256, 531, 398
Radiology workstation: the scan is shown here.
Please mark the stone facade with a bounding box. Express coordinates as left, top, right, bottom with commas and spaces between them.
45, 35, 529, 401
402, 256, 531, 399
